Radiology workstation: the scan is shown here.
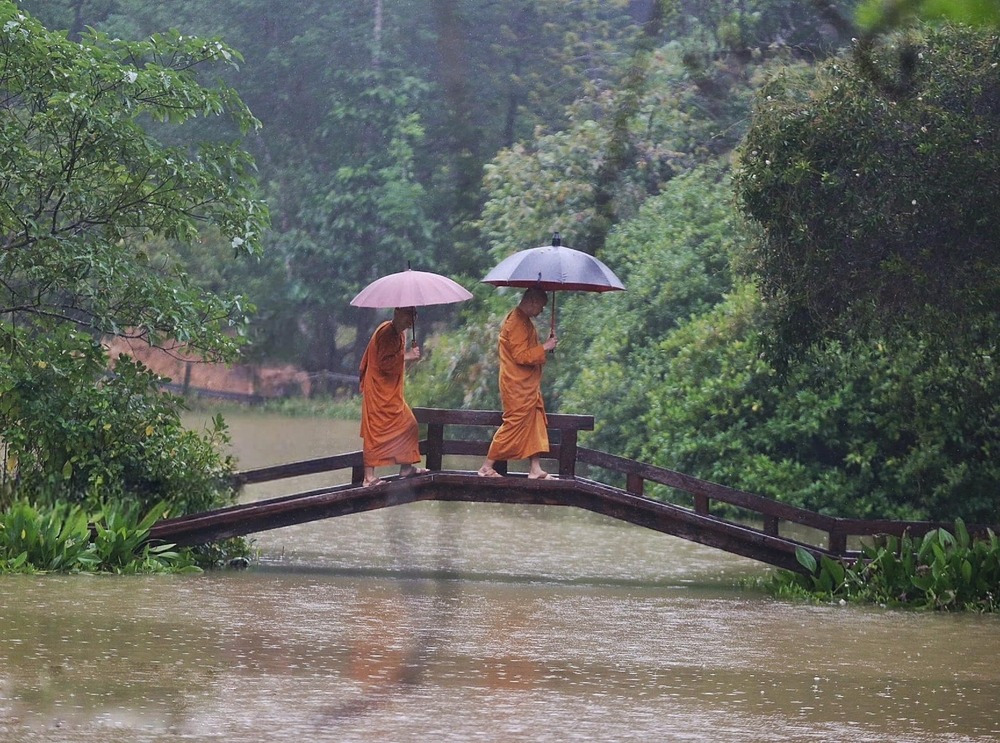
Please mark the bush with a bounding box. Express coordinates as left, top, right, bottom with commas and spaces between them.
635, 288, 1000, 523
0, 500, 201, 574
0, 328, 237, 517
764, 520, 1000, 612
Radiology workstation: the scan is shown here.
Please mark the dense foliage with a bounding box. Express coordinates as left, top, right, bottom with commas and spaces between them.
634, 297, 1000, 522
721, 25, 1000, 522
413, 17, 1000, 526
6, 0, 1000, 584
764, 521, 1000, 612
0, 2, 265, 527
0, 5, 266, 354
555, 164, 741, 455
734, 25, 1000, 355
0, 328, 235, 515
23, 0, 648, 379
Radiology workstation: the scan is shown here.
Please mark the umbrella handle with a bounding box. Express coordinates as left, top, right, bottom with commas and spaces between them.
549, 291, 557, 355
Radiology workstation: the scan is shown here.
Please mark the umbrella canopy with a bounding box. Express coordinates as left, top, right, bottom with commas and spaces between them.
482, 233, 624, 337
350, 268, 473, 309
482, 233, 624, 292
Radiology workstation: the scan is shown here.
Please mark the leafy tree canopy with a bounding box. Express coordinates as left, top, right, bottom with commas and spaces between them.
0, 2, 267, 356
638, 287, 1000, 523
0, 3, 267, 516
734, 24, 1000, 358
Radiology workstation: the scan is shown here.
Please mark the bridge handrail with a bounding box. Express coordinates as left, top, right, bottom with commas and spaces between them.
230, 407, 594, 485
575, 446, 992, 552
228, 407, 990, 557
576, 446, 839, 530
413, 406, 593, 479
232, 451, 364, 487
412, 407, 594, 429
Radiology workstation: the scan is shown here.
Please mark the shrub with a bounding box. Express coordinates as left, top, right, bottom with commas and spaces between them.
0, 328, 237, 517
764, 520, 1000, 612
0, 500, 201, 574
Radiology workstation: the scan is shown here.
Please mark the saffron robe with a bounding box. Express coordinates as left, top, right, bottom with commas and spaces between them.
487, 306, 549, 461
358, 321, 420, 467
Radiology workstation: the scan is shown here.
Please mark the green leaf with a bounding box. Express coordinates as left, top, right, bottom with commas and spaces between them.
795, 546, 818, 573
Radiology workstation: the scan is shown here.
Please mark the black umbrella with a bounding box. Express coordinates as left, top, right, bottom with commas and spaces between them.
482, 232, 625, 336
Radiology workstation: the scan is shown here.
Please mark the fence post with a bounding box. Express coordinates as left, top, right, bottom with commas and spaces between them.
425, 422, 444, 471
557, 428, 579, 478
828, 528, 847, 555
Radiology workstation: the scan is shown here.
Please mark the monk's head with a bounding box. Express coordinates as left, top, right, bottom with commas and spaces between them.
519, 287, 548, 317
392, 306, 417, 330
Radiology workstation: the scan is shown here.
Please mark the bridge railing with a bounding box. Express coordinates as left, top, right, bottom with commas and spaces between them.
232, 451, 365, 487
230, 407, 983, 557
413, 408, 981, 555
574, 447, 852, 553
230, 406, 595, 487
413, 407, 594, 478
573, 447, 996, 554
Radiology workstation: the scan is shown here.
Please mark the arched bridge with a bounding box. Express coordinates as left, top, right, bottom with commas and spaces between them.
149, 408, 985, 574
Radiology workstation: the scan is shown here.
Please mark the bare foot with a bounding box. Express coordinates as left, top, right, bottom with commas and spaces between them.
528, 471, 555, 480
399, 465, 429, 478
477, 467, 502, 478
362, 477, 385, 488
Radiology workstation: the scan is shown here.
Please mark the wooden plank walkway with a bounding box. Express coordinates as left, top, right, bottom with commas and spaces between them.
149, 407, 995, 573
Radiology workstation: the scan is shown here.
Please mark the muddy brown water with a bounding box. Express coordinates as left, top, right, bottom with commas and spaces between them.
1, 410, 998, 742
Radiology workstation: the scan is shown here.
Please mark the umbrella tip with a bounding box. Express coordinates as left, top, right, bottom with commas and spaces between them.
551, 232, 561, 246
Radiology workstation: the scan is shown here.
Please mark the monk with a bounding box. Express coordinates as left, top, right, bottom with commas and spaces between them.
358, 306, 428, 487
478, 287, 559, 479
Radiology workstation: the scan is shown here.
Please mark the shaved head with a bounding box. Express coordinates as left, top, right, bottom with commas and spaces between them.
522, 287, 547, 305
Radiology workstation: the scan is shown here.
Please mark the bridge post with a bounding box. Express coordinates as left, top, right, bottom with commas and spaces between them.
557, 428, 579, 478
425, 422, 444, 471
828, 528, 847, 555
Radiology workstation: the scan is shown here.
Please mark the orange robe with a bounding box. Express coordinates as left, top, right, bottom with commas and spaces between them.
358, 321, 420, 467
487, 307, 549, 461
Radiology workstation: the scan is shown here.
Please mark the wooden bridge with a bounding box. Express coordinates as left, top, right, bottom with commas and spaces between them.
149, 407, 982, 573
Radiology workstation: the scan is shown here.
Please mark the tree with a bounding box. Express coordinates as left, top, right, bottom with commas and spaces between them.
46, 0, 652, 376
477, 41, 762, 261
557, 163, 738, 454
734, 24, 1000, 357
721, 23, 1000, 522
0, 3, 268, 511
0, 3, 266, 355
636, 289, 1000, 523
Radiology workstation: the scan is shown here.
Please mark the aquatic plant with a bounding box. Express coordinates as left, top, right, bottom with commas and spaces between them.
764, 520, 1000, 612
0, 500, 201, 574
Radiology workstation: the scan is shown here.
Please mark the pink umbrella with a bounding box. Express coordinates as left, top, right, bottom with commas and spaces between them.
351, 268, 473, 345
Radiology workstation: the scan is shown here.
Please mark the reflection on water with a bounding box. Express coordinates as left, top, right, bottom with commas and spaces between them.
2, 411, 1000, 742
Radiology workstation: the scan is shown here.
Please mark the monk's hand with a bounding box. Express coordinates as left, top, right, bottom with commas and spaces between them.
543, 334, 558, 352
405, 345, 421, 362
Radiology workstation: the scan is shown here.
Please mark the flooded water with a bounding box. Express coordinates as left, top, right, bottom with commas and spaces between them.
2, 410, 999, 742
